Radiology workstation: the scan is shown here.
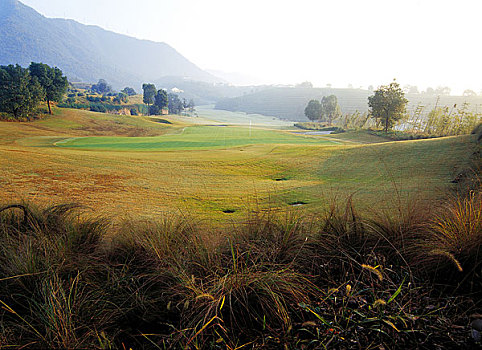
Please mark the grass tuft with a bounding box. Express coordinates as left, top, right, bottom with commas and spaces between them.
0, 194, 480, 348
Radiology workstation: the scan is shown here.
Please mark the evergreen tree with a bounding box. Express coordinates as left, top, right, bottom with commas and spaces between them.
142, 83, 156, 114
154, 89, 168, 113
168, 93, 183, 114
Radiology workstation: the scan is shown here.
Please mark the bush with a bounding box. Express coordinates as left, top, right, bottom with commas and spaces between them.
0, 192, 480, 348
368, 129, 436, 141
294, 122, 345, 133
89, 104, 107, 113
472, 122, 482, 143
86, 96, 101, 103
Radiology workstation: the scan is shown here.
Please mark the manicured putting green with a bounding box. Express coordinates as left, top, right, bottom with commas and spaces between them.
56, 125, 336, 151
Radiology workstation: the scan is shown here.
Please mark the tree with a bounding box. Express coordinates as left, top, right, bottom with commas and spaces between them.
29, 62, 68, 114
168, 93, 183, 114
321, 95, 341, 125
304, 99, 322, 121
403, 85, 419, 94
368, 81, 408, 132
463, 89, 476, 97
296, 81, 313, 88
142, 83, 156, 114
91, 79, 112, 94
113, 92, 128, 104
434, 86, 451, 96
154, 89, 168, 111
187, 99, 195, 112
0, 64, 44, 119
424, 87, 435, 95
121, 87, 137, 96
149, 105, 160, 115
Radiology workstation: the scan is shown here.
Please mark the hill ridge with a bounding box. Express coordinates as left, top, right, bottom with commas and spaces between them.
0, 0, 220, 89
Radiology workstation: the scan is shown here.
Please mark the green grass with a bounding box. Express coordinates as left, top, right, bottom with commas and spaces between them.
56, 125, 337, 151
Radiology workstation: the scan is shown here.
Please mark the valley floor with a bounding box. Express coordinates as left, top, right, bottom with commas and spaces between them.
0, 107, 475, 224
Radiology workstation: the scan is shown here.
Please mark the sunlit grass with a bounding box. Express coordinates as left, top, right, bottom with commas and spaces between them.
0, 192, 480, 348
0, 111, 479, 347
0, 108, 475, 223
56, 125, 337, 151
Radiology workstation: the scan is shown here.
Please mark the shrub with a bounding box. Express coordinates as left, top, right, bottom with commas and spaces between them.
472, 122, 482, 143
0, 195, 480, 348
89, 104, 107, 113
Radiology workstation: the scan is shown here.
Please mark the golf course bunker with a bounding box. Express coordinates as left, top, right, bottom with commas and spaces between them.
150, 118, 172, 124
289, 201, 307, 206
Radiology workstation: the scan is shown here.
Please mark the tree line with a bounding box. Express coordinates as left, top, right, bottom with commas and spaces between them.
142, 83, 194, 116
0, 63, 68, 119
304, 95, 341, 125
304, 83, 407, 132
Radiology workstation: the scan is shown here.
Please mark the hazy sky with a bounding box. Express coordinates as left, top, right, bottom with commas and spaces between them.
20, 0, 482, 93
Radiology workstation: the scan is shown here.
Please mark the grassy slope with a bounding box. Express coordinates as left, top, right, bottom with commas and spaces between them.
0, 107, 474, 222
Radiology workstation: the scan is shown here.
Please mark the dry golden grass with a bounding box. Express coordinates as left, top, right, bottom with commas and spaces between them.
0, 107, 476, 225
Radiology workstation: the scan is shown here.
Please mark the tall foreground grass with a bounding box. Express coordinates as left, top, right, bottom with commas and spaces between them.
0, 191, 480, 349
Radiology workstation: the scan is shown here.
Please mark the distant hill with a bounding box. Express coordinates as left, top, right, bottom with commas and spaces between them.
215, 87, 482, 121
215, 87, 371, 121
154, 76, 269, 105
0, 0, 220, 89
205, 69, 265, 86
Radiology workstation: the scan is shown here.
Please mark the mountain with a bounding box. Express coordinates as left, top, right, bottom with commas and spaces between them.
0, 0, 220, 89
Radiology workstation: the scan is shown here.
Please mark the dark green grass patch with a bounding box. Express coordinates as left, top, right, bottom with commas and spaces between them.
56, 125, 337, 151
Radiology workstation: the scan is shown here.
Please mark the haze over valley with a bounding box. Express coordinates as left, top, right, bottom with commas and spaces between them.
0, 1, 481, 349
